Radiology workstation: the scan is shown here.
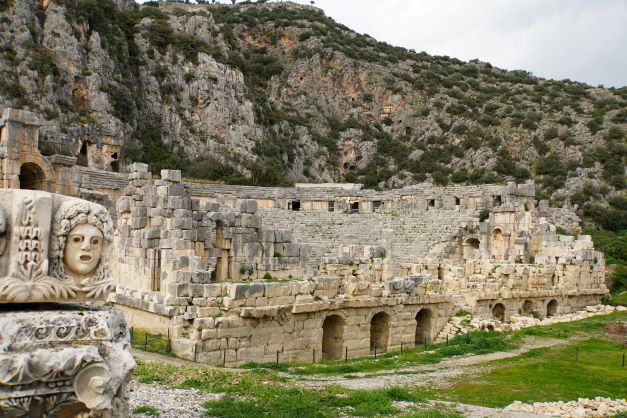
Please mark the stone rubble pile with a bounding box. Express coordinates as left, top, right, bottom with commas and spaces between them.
505, 397, 627, 417
435, 305, 625, 342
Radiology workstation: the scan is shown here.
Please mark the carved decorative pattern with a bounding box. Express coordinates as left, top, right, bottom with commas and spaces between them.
0, 198, 78, 302
49, 200, 114, 299
0, 393, 78, 418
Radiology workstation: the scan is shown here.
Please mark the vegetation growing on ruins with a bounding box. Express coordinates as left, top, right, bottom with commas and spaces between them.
0, 0, 625, 219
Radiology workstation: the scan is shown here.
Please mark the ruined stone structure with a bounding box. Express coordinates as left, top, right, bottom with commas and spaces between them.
0, 107, 607, 367
0, 189, 133, 417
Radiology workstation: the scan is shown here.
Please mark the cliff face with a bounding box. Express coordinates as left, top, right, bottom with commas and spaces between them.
0, 1, 625, 207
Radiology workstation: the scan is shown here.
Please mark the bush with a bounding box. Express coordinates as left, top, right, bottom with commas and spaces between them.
479, 208, 490, 222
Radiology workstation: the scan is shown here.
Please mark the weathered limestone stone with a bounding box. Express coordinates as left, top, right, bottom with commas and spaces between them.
0, 307, 134, 417
0, 190, 133, 416
0, 189, 114, 303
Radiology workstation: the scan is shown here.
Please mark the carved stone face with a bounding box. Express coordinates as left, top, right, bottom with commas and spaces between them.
63, 223, 104, 276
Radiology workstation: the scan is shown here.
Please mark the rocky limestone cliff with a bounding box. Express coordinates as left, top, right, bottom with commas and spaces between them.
0, 0, 625, 226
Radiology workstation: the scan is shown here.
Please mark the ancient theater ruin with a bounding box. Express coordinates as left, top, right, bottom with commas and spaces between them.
0, 108, 608, 366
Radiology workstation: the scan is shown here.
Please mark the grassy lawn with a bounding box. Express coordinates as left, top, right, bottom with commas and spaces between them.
437, 338, 627, 408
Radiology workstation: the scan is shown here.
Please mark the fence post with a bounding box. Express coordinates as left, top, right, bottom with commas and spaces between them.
130, 326, 134, 341
345, 346, 348, 362
446, 335, 449, 346
276, 350, 280, 365
374, 346, 377, 359
400, 341, 403, 353
167, 328, 171, 353
424, 339, 427, 352
223, 349, 227, 367
144, 333, 148, 350
313, 349, 316, 364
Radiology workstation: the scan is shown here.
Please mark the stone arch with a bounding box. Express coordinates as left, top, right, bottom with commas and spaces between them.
463, 237, 480, 259
522, 300, 534, 315
492, 303, 506, 321
17, 154, 55, 192
491, 228, 505, 260
369, 311, 390, 353
322, 314, 345, 360
19, 162, 46, 190
547, 299, 558, 317
415, 308, 432, 345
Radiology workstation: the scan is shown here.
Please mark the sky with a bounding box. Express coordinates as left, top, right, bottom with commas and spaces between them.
142, 0, 627, 87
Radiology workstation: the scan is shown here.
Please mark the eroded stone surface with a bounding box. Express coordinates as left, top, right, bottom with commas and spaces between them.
0, 307, 134, 417
0, 189, 114, 304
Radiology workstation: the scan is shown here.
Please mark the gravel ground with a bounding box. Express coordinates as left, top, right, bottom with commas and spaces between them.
129, 381, 222, 417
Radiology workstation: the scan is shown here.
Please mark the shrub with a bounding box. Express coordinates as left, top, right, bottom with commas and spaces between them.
543, 126, 559, 141
479, 208, 490, 222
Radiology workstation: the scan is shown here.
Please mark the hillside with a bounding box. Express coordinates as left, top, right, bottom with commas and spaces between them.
0, 0, 625, 228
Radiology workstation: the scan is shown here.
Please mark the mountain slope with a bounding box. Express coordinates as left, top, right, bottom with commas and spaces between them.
0, 0, 625, 227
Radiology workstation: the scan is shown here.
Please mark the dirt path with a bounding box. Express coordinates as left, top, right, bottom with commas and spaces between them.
291, 337, 574, 390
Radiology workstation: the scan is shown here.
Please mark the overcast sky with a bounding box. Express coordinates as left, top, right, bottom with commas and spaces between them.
143, 0, 627, 87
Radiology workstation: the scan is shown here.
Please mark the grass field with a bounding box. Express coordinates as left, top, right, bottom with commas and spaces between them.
437, 338, 627, 407
133, 311, 627, 417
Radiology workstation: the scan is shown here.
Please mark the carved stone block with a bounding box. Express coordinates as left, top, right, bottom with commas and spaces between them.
0, 190, 114, 304
0, 306, 134, 417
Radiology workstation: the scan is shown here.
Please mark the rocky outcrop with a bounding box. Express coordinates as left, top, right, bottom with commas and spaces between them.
0, 0, 624, 205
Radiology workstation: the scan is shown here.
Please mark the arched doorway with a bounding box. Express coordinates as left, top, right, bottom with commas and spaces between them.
522, 300, 534, 315
463, 238, 480, 260
370, 312, 390, 353
322, 315, 344, 360
492, 303, 506, 321
547, 299, 558, 317
19, 163, 46, 190
415, 309, 432, 345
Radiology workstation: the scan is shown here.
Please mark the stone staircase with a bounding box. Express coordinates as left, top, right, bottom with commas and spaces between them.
258, 209, 476, 269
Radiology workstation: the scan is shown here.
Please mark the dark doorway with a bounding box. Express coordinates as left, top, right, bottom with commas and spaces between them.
19, 163, 45, 190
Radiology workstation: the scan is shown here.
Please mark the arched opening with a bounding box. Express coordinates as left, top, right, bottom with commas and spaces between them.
19, 163, 46, 190
415, 309, 432, 345
77, 141, 89, 167
463, 238, 480, 260
547, 299, 558, 317
322, 315, 345, 360
522, 300, 534, 315
370, 312, 390, 353
492, 303, 506, 321
491, 228, 505, 260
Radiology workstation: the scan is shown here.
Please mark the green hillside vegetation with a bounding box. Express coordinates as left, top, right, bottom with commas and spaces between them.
0, 0, 625, 225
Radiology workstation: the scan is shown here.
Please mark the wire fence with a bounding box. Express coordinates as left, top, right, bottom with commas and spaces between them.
129, 327, 627, 369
